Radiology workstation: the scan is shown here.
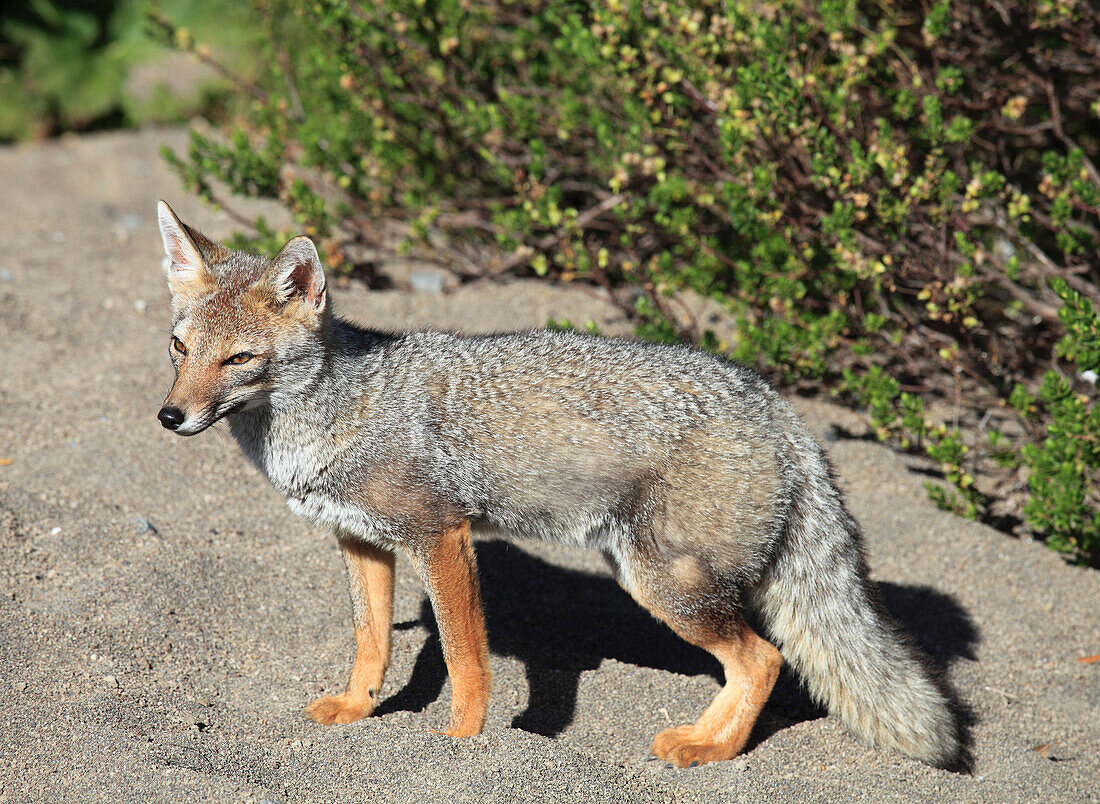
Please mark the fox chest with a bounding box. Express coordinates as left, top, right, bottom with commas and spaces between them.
255, 442, 340, 514
231, 417, 348, 523
247, 436, 407, 543
230, 412, 463, 543
266, 452, 392, 540
230, 423, 316, 495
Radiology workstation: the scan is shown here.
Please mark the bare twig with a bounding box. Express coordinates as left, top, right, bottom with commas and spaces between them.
483, 194, 626, 278
1044, 77, 1100, 187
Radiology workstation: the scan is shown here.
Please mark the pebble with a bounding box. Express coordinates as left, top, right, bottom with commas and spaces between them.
409, 271, 445, 294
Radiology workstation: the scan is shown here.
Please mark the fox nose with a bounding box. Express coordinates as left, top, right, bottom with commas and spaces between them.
158, 406, 185, 430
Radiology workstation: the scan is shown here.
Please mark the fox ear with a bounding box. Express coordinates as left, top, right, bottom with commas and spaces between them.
267, 236, 327, 311
157, 201, 214, 299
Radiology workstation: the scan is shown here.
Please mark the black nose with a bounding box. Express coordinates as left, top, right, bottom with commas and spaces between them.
158, 406, 185, 430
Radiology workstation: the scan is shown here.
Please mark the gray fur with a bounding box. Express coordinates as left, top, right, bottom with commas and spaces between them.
158, 212, 960, 767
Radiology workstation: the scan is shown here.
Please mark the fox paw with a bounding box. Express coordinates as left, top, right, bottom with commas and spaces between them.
431, 723, 481, 738
650, 724, 737, 768
304, 693, 374, 725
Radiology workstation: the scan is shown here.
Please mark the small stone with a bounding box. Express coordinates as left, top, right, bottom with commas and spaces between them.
135, 517, 158, 535
409, 271, 446, 294
15, 682, 27, 692
104, 675, 119, 689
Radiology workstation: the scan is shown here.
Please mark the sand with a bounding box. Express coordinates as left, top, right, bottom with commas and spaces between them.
0, 128, 1096, 803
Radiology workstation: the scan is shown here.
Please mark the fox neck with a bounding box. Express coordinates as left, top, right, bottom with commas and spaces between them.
226, 319, 382, 496
228, 361, 333, 469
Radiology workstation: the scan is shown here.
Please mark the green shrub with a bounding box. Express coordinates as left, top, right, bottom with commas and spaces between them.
1019, 279, 1100, 560
159, 0, 1100, 564
0, 0, 258, 140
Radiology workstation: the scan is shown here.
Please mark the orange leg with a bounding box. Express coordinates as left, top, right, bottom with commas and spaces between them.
650, 622, 782, 767
306, 536, 396, 725
411, 519, 491, 737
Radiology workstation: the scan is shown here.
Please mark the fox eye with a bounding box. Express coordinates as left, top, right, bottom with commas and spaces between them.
225, 351, 254, 365
171, 337, 187, 355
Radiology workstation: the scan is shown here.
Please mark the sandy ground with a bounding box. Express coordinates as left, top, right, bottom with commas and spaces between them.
1, 128, 1097, 803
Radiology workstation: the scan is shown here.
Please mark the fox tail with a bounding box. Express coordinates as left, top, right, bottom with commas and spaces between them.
753, 441, 962, 768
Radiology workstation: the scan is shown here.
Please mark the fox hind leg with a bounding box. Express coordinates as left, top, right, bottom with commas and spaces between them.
306, 535, 396, 725
617, 547, 782, 767
649, 620, 782, 767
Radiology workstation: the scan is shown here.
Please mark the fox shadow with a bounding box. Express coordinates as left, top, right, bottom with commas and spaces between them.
377, 539, 978, 752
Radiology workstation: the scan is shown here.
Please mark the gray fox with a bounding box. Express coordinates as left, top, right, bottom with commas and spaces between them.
155, 201, 961, 768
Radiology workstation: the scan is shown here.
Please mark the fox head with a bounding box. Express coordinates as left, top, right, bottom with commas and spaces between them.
156, 201, 329, 435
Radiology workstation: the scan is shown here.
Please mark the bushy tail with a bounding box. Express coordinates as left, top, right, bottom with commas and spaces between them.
752, 447, 961, 768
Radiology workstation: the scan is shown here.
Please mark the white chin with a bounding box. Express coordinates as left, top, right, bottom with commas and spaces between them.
174, 418, 212, 436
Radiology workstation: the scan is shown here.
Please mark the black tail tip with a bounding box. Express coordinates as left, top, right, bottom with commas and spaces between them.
935, 697, 976, 774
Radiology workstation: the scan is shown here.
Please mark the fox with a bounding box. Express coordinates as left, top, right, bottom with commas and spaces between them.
154, 200, 961, 769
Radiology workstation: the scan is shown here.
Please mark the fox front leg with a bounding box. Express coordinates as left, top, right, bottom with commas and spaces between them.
306, 535, 396, 725
409, 518, 492, 737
